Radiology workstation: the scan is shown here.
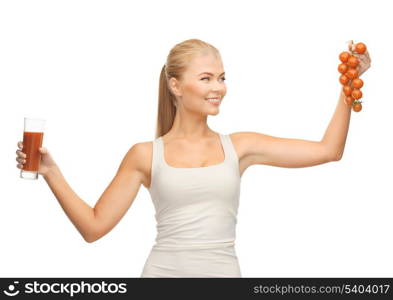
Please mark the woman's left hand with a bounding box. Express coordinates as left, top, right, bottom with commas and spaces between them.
348, 40, 371, 77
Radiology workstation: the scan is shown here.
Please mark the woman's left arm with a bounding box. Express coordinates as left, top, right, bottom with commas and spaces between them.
321, 41, 372, 160
321, 90, 352, 160
232, 42, 372, 169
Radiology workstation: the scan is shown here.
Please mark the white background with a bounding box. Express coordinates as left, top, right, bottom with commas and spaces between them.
1, 0, 392, 277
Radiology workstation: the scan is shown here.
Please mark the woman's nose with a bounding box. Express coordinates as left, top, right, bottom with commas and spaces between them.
212, 82, 225, 92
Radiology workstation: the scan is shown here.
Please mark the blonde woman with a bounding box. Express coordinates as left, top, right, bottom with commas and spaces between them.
15, 39, 371, 277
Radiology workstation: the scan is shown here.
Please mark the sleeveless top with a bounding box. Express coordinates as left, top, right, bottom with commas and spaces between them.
147, 133, 241, 251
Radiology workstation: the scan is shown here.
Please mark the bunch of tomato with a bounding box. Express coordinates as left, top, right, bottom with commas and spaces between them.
338, 42, 367, 112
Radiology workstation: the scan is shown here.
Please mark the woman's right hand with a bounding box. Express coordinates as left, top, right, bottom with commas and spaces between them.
16, 141, 58, 177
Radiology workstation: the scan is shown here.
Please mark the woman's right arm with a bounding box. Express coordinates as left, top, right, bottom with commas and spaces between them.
43, 165, 98, 242
17, 142, 145, 243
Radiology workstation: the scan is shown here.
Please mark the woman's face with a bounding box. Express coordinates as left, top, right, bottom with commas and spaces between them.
170, 52, 227, 115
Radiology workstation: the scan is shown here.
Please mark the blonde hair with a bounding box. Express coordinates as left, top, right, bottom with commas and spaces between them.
155, 39, 221, 139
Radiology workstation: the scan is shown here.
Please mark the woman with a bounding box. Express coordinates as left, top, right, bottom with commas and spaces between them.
15, 38, 371, 277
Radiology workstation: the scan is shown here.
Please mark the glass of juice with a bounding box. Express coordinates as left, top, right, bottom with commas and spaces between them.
20, 117, 46, 180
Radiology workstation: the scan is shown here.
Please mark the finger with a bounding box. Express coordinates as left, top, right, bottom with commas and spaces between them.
347, 40, 354, 52
348, 40, 355, 52
17, 163, 24, 169
357, 55, 367, 64
356, 52, 369, 64
358, 55, 370, 68
18, 141, 23, 149
16, 157, 26, 163
39, 147, 48, 154
365, 50, 371, 61
16, 150, 26, 158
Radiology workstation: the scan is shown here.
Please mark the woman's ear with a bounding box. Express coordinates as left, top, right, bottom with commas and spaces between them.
169, 77, 182, 97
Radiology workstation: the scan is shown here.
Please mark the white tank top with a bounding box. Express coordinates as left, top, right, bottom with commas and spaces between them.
148, 133, 241, 251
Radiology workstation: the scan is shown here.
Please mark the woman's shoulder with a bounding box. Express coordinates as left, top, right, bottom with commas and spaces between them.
130, 140, 153, 185
228, 131, 251, 161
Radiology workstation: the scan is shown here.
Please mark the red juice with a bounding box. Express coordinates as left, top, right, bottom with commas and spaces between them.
22, 131, 44, 172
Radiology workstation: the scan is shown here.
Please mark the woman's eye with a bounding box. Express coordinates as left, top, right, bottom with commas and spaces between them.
201, 77, 226, 81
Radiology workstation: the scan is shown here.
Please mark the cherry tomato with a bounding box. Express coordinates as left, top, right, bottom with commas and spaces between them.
338, 63, 349, 74
353, 102, 362, 112
345, 96, 354, 106
348, 56, 360, 68
351, 89, 363, 100
343, 85, 352, 96
345, 68, 359, 79
351, 78, 364, 89
339, 74, 349, 85
339, 51, 351, 63
355, 42, 367, 54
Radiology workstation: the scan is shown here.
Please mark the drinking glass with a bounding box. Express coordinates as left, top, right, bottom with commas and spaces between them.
20, 117, 45, 180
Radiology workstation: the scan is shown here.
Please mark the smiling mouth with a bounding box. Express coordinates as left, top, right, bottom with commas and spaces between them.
206, 98, 222, 104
